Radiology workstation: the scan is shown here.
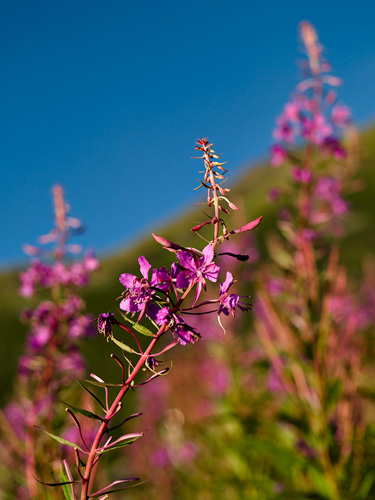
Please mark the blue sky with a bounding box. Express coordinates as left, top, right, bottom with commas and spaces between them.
1, 0, 375, 268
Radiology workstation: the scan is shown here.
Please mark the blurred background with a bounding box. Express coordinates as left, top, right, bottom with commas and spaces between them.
1, 2, 375, 499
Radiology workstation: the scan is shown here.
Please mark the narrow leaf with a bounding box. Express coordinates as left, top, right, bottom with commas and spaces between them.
75, 379, 105, 411
119, 312, 155, 337
80, 378, 121, 388
110, 336, 139, 354
37, 428, 85, 453
193, 179, 210, 190
107, 413, 143, 433
61, 401, 104, 421
134, 368, 170, 387
33, 475, 80, 487
132, 322, 155, 336
60, 461, 75, 500
98, 433, 143, 452
64, 459, 75, 483
89, 479, 140, 497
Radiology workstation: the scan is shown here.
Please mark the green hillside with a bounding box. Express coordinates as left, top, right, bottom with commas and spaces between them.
0, 125, 374, 407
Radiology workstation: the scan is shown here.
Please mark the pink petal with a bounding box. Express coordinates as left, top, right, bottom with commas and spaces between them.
201, 244, 214, 265
138, 256, 151, 280
220, 272, 234, 294
119, 273, 137, 288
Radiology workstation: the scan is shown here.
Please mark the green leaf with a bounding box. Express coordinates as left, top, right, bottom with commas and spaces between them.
119, 312, 155, 337
110, 336, 139, 354
61, 401, 103, 421
75, 379, 105, 411
100, 433, 143, 453
60, 462, 75, 500
88, 478, 140, 497
193, 179, 210, 190
37, 428, 85, 453
80, 378, 121, 388
357, 469, 375, 498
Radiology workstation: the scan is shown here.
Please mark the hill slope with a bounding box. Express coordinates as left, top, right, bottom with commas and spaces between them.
0, 126, 374, 406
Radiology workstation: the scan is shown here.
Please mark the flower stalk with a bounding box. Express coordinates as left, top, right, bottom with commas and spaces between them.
0, 185, 98, 499
254, 21, 368, 498
48, 139, 261, 499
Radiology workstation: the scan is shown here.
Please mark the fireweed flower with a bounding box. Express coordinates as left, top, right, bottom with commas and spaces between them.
251, 21, 371, 500
19, 260, 53, 297
155, 306, 197, 339
267, 22, 355, 238
0, 184, 98, 500
331, 103, 351, 127
44, 138, 261, 500
176, 244, 220, 305
172, 315, 201, 345
155, 307, 200, 345
314, 176, 348, 215
218, 272, 250, 317
119, 257, 173, 323
271, 22, 351, 168
291, 166, 313, 184
97, 312, 117, 336
270, 145, 287, 166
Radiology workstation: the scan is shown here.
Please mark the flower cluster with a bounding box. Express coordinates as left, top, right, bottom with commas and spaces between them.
288, 166, 349, 238
251, 21, 371, 499
17, 185, 98, 379
46, 138, 261, 500
115, 244, 222, 344
0, 184, 98, 500
272, 98, 349, 163
98, 139, 261, 352
20, 251, 98, 298
271, 21, 351, 166
268, 22, 357, 239
20, 296, 92, 370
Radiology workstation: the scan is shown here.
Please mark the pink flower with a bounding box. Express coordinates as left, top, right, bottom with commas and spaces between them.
176, 245, 220, 305
331, 104, 350, 127
273, 117, 295, 143
218, 272, 250, 317
291, 166, 313, 184
119, 256, 172, 320
283, 100, 301, 122
270, 145, 287, 167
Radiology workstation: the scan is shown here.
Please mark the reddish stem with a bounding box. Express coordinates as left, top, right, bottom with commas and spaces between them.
80, 322, 167, 500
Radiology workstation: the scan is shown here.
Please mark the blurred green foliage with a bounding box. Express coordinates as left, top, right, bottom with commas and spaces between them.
0, 126, 374, 499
